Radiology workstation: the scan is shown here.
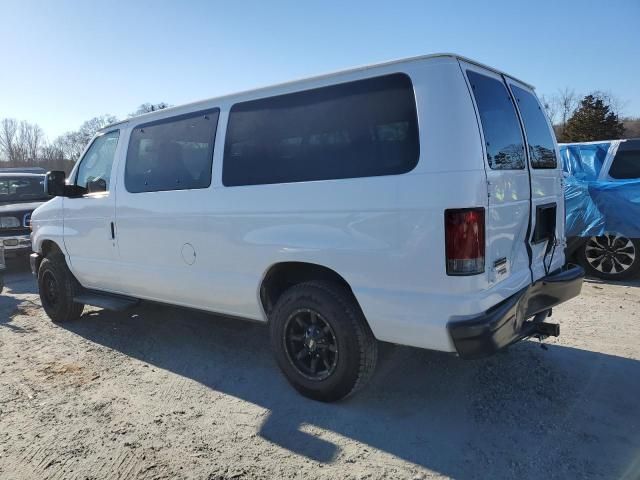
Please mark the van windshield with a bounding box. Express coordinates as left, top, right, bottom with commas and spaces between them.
0, 176, 50, 204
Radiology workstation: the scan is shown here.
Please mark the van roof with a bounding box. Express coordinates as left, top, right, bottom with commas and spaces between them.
100, 53, 534, 132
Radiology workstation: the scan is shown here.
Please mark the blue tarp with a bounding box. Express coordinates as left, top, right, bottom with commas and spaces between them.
560, 143, 640, 238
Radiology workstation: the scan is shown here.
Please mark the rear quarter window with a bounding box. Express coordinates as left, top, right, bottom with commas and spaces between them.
222, 73, 419, 186
609, 140, 640, 179
466, 70, 525, 170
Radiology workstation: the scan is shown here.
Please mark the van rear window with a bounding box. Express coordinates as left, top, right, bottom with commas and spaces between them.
467, 70, 525, 170
125, 109, 219, 193
222, 74, 419, 186
510, 84, 557, 169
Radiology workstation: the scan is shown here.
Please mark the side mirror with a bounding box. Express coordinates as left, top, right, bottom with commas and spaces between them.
45, 171, 66, 197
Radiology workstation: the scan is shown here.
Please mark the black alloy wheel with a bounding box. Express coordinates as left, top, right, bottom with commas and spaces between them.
580, 233, 640, 280
284, 308, 339, 381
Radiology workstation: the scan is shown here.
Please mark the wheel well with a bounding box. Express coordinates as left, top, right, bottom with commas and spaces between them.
260, 262, 356, 316
33, 240, 63, 274
41, 240, 63, 258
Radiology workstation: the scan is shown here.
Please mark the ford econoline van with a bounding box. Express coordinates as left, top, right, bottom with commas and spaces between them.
31, 54, 584, 401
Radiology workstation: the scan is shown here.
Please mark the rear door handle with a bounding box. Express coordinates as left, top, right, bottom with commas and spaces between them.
110, 221, 115, 239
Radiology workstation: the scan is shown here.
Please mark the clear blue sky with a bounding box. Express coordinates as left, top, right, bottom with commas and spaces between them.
1, 0, 639, 141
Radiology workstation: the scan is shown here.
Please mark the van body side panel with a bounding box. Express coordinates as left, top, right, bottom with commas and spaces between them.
104, 58, 487, 352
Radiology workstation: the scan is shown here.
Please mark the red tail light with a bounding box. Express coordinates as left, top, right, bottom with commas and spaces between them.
445, 208, 485, 275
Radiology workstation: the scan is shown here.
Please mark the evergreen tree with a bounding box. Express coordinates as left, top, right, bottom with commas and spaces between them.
562, 94, 625, 142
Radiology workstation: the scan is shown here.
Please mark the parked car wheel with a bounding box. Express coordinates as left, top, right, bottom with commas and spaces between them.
579, 233, 640, 280
269, 281, 378, 402
37, 255, 85, 323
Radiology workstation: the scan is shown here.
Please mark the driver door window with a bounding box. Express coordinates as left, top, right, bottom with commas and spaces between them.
76, 130, 120, 193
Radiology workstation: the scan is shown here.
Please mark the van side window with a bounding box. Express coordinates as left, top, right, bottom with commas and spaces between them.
510, 85, 557, 169
467, 71, 525, 170
75, 130, 120, 193
125, 109, 219, 193
222, 73, 419, 186
609, 140, 640, 179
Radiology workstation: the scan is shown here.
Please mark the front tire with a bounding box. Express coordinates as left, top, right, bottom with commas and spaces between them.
579, 234, 640, 280
38, 255, 85, 323
269, 281, 378, 402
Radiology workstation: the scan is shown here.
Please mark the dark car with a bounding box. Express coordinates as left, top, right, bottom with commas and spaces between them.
0, 173, 51, 258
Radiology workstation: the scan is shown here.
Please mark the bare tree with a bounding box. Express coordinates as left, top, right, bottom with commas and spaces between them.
40, 142, 75, 173
0, 118, 45, 165
539, 94, 559, 125
0, 112, 127, 173
622, 117, 640, 139
557, 87, 579, 128
55, 114, 118, 162
20, 121, 44, 163
591, 90, 627, 119
0, 118, 19, 163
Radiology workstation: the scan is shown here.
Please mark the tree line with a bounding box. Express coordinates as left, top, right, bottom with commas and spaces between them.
0, 103, 169, 174
540, 89, 638, 142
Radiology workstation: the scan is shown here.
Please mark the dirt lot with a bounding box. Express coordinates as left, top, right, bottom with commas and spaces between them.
0, 260, 639, 480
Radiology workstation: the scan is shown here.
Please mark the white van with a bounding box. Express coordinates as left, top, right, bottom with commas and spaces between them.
31, 54, 583, 401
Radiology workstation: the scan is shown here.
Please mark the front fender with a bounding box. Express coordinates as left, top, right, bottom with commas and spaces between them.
31, 197, 66, 255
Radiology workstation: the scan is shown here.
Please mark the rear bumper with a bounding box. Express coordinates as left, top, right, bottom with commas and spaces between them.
447, 264, 584, 359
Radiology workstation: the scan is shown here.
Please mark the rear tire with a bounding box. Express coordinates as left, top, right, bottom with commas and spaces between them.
579, 234, 640, 280
38, 255, 85, 323
269, 281, 377, 402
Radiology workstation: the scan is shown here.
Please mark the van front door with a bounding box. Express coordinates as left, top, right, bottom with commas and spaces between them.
462, 62, 532, 291
63, 129, 122, 290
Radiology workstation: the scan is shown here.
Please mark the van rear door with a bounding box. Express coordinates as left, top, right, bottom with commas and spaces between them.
506, 79, 565, 280
461, 62, 532, 290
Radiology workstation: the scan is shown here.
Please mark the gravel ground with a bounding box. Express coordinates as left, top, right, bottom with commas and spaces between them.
0, 259, 639, 480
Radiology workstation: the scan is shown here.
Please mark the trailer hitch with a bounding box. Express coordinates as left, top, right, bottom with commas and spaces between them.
526, 310, 559, 350
532, 321, 560, 338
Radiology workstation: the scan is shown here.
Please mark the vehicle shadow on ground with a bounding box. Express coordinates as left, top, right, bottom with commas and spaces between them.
1, 258, 36, 296
55, 301, 640, 480
0, 262, 38, 333
0, 294, 25, 333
